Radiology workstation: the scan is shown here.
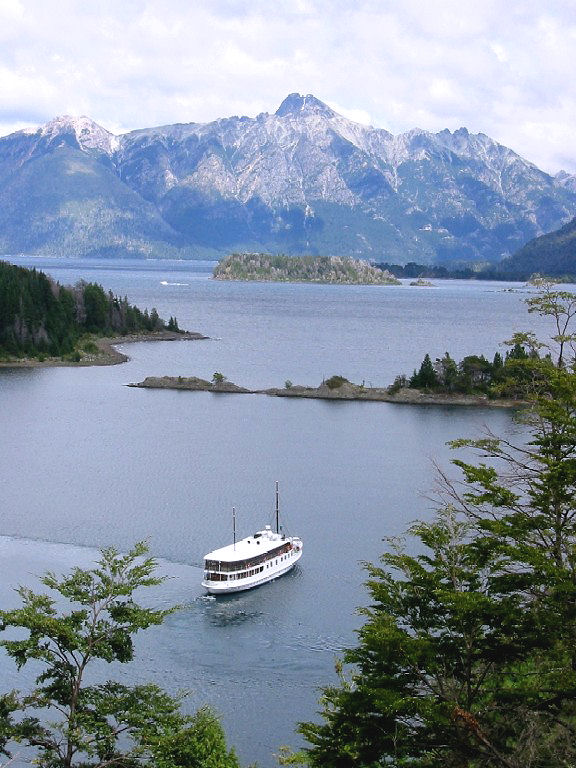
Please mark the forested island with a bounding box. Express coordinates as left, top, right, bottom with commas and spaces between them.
0, 260, 196, 365
213, 253, 400, 284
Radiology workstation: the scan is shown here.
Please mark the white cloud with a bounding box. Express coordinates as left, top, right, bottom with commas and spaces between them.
328, 103, 373, 126
0, 0, 24, 21
0, 0, 575, 173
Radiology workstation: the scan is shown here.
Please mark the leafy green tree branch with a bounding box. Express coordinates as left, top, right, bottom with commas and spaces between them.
0, 542, 239, 768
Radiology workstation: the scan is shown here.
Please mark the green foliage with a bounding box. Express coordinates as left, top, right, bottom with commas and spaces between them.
300, 283, 576, 767
83, 282, 110, 333
525, 278, 576, 368
0, 261, 181, 360
409, 352, 438, 389
406, 344, 557, 398
213, 253, 400, 285
301, 503, 576, 766
405, 281, 576, 398
149, 707, 239, 768
387, 374, 407, 395
167, 316, 180, 332
301, 511, 550, 767
0, 260, 77, 356
324, 375, 349, 390
0, 543, 238, 768
212, 372, 227, 384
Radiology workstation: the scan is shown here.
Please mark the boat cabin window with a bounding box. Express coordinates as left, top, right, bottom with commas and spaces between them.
203, 542, 293, 575
205, 565, 266, 582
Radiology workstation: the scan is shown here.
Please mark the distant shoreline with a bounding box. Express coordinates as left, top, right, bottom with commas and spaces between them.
128, 376, 526, 409
213, 253, 401, 285
0, 330, 208, 369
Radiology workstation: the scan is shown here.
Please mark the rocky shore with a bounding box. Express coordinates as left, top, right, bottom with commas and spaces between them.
128, 376, 526, 408
129, 375, 252, 393
0, 330, 207, 368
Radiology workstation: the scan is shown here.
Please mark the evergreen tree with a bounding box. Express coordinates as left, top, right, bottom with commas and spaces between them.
458, 354, 492, 392
83, 282, 110, 333
299, 283, 576, 767
435, 351, 459, 391
0, 261, 183, 359
299, 509, 564, 767
409, 353, 438, 389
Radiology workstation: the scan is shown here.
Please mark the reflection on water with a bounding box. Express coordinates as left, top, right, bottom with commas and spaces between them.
206, 604, 266, 627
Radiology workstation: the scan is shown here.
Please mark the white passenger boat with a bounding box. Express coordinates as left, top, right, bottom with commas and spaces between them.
201, 484, 303, 594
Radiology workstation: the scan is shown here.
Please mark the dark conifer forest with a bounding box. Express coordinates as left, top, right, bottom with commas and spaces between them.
0, 260, 179, 359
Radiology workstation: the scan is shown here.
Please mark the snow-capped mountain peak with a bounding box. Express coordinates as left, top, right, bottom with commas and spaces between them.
2, 94, 575, 264
40, 115, 119, 154
275, 93, 336, 119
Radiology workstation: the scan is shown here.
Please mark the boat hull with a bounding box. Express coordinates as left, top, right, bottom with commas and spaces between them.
202, 548, 302, 594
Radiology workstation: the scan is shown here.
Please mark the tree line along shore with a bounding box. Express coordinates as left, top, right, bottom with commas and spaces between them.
0, 260, 200, 366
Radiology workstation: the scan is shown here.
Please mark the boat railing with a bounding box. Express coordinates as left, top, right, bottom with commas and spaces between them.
204, 542, 293, 573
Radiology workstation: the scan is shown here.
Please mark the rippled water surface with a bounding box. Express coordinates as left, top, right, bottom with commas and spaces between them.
0, 257, 561, 765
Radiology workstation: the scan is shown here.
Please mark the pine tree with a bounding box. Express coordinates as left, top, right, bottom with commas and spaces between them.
299, 282, 576, 768
409, 353, 438, 389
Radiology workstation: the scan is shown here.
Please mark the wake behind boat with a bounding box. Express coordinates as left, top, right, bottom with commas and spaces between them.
201, 484, 303, 595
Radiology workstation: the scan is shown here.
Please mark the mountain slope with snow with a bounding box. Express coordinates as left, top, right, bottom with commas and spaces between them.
1, 93, 575, 262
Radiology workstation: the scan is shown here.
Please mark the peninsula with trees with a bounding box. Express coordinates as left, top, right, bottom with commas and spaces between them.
213, 253, 400, 284
128, 372, 527, 407
0, 260, 203, 365
130, 280, 574, 409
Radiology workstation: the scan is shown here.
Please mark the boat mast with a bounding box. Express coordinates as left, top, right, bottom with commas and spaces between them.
275, 481, 279, 534
233, 506, 236, 550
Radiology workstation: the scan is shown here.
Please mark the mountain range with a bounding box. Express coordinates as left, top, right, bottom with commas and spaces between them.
1, 93, 576, 265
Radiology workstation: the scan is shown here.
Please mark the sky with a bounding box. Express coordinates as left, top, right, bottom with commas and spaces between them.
1, 0, 575, 174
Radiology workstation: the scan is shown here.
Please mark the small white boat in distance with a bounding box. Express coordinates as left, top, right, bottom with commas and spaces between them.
201, 484, 303, 595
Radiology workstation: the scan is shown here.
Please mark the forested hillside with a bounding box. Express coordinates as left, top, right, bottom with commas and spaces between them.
0, 261, 179, 359
502, 216, 576, 278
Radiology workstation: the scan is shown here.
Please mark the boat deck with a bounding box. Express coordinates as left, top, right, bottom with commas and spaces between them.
204, 526, 290, 563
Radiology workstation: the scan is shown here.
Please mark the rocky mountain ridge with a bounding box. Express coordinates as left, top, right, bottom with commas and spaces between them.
1, 93, 575, 263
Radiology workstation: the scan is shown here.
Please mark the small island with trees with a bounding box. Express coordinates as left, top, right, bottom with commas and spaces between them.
0, 261, 204, 366
213, 252, 400, 284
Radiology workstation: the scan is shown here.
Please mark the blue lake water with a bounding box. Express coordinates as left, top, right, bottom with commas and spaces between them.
0, 257, 562, 766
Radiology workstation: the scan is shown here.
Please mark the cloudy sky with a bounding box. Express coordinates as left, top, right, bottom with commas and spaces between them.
1, 0, 575, 173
